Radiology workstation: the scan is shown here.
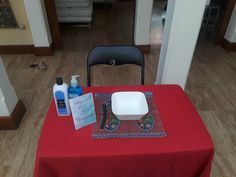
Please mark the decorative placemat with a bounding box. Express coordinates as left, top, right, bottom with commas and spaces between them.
92, 92, 167, 139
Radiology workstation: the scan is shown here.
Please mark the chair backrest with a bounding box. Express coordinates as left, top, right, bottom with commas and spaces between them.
87, 45, 145, 86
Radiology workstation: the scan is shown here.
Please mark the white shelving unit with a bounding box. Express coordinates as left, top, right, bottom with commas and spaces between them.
55, 0, 93, 23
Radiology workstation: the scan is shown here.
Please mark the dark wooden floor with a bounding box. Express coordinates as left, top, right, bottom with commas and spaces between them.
60, 1, 135, 49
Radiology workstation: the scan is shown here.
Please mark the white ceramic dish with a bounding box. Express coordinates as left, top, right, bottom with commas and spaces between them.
111, 91, 149, 120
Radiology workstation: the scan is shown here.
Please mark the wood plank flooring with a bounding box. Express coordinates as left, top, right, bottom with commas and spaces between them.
1, 39, 236, 177
185, 41, 236, 177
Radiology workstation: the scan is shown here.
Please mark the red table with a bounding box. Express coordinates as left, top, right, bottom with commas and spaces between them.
34, 85, 214, 177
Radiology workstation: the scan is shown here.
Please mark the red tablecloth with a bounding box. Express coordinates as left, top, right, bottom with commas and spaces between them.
34, 85, 214, 177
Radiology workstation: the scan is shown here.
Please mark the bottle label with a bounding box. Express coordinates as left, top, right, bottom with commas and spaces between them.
69, 93, 79, 98
57, 99, 66, 109
55, 91, 68, 115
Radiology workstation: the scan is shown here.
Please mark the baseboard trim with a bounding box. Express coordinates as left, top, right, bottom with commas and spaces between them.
222, 39, 236, 51
0, 45, 34, 54
0, 100, 26, 130
136, 45, 150, 54
0, 44, 54, 56
34, 45, 54, 56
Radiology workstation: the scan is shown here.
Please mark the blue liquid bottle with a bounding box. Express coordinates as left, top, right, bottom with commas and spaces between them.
68, 75, 83, 99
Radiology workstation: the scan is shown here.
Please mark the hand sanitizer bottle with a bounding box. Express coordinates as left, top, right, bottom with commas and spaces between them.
68, 75, 83, 99
53, 77, 70, 116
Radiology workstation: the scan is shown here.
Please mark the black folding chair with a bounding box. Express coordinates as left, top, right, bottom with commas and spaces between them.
87, 45, 145, 86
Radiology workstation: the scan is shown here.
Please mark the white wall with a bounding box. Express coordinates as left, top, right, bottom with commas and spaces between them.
156, 0, 176, 85
134, 0, 153, 45
23, 0, 52, 47
156, 0, 208, 89
225, 3, 236, 43
0, 57, 18, 117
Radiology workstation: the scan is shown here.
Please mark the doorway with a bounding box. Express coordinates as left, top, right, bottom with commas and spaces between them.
150, 0, 167, 49
43, 0, 135, 50
214, 0, 236, 47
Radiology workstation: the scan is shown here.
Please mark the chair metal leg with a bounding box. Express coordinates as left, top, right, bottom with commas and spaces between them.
141, 66, 145, 85
87, 67, 91, 87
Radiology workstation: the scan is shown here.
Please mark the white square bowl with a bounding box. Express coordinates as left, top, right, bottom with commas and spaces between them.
111, 91, 149, 120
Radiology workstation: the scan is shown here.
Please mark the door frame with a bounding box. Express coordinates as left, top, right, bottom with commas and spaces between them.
215, 0, 236, 45
43, 0, 63, 49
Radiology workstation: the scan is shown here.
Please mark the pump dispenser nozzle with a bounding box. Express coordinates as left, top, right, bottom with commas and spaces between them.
71, 75, 80, 87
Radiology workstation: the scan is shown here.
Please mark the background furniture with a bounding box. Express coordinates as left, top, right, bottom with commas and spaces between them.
87, 46, 145, 86
34, 85, 214, 177
201, 2, 221, 40
55, 0, 93, 23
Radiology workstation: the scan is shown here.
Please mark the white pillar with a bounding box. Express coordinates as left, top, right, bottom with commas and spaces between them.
225, 3, 236, 43
134, 0, 153, 45
156, 0, 208, 89
23, 0, 52, 47
0, 57, 18, 117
